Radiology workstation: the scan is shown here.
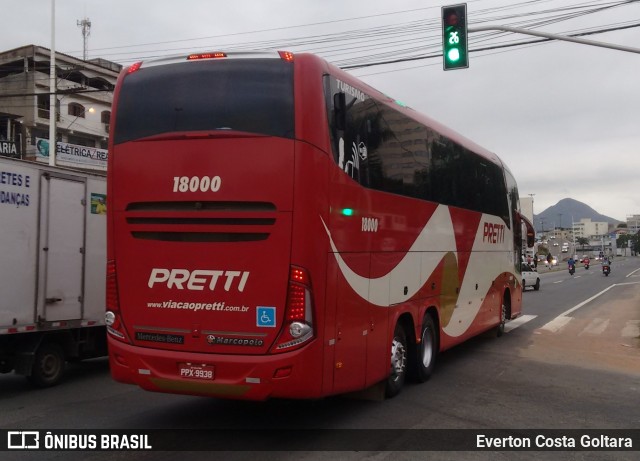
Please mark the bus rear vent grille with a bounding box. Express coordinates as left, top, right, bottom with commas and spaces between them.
124, 201, 276, 242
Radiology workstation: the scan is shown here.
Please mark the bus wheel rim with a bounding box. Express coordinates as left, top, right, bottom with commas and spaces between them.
390, 337, 406, 381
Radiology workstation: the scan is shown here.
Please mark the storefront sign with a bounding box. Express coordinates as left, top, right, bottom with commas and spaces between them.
0, 140, 20, 159
35, 138, 107, 170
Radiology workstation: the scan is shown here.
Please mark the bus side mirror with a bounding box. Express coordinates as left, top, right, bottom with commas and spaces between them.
334, 93, 346, 131
517, 211, 536, 248
526, 229, 535, 248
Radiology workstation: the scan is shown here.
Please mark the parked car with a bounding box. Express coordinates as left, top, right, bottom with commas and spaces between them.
521, 263, 540, 291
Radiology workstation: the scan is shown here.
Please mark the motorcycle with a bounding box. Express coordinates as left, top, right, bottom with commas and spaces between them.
568, 264, 575, 275
602, 264, 610, 276
584, 260, 590, 270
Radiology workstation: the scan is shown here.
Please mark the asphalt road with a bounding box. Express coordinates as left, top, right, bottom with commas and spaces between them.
2, 258, 639, 461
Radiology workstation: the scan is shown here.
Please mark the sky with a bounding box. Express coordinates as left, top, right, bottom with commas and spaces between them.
5, 0, 640, 222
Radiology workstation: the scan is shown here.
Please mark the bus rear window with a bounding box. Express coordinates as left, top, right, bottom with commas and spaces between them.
113, 59, 294, 144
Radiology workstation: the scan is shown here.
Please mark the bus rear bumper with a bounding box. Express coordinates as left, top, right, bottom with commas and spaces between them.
107, 337, 323, 400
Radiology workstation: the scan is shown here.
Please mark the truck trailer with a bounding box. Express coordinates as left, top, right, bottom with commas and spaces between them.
0, 156, 107, 387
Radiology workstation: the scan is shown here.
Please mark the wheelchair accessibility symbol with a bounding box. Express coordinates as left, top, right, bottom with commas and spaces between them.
256, 306, 276, 328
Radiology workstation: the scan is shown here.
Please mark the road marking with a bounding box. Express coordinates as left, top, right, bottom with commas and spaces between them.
559, 285, 617, 317
539, 316, 573, 333
505, 314, 537, 333
621, 320, 640, 338
537, 282, 640, 335
578, 318, 609, 336
626, 268, 640, 278
553, 280, 563, 284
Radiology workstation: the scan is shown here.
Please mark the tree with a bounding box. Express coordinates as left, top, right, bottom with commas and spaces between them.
576, 237, 589, 250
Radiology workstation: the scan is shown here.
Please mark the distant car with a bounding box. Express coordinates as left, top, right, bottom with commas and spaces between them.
553, 242, 559, 246
521, 263, 540, 291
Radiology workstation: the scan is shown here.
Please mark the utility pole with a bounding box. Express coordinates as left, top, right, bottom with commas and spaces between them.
77, 17, 91, 61
49, 0, 56, 167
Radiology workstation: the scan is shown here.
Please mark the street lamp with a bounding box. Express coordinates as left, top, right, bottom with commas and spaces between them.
66, 106, 95, 132
44, 104, 95, 166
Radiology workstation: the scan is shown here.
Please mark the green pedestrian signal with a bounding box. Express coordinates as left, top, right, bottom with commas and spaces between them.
442, 4, 469, 70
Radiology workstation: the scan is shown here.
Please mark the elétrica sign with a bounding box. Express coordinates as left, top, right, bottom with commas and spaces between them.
35, 138, 107, 171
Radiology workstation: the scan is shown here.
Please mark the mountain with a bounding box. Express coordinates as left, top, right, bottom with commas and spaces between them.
534, 198, 620, 232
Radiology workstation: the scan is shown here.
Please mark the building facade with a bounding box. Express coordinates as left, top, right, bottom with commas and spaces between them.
626, 215, 640, 235
0, 45, 121, 171
572, 218, 609, 240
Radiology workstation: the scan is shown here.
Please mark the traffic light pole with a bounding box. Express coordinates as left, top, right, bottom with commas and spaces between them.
468, 25, 640, 54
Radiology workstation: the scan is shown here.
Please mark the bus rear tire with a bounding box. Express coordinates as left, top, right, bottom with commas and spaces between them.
385, 323, 407, 398
414, 314, 437, 383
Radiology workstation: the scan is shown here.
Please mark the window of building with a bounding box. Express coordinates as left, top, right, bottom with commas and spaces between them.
101, 110, 111, 124
37, 94, 50, 119
68, 102, 86, 118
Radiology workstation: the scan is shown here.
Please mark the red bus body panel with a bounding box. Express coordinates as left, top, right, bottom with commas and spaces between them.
107, 52, 523, 400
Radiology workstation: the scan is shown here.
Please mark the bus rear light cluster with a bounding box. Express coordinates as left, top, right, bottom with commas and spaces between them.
105, 259, 129, 342
126, 62, 142, 74
278, 51, 294, 62
187, 52, 227, 61
271, 266, 314, 353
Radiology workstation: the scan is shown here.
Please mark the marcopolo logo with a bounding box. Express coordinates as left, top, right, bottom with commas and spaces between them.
206, 335, 264, 347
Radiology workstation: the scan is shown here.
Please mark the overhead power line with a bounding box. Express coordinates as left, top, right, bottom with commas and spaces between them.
343, 21, 640, 70
62, 0, 637, 64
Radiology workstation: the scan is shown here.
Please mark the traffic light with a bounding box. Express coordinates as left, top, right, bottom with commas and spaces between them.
442, 4, 469, 70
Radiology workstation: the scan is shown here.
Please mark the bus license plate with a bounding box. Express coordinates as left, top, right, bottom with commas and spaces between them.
178, 363, 214, 380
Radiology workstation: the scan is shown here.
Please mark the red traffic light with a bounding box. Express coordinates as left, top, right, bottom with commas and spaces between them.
446, 13, 459, 27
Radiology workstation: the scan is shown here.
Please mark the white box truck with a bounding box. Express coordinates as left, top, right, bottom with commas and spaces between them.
0, 156, 107, 387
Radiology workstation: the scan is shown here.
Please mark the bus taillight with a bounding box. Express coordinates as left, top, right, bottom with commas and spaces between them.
126, 62, 142, 74
278, 51, 294, 62
187, 52, 227, 61
105, 259, 128, 341
271, 266, 315, 353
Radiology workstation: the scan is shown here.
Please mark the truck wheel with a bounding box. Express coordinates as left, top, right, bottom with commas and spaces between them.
0, 360, 14, 374
385, 323, 407, 398
28, 342, 65, 388
414, 314, 437, 383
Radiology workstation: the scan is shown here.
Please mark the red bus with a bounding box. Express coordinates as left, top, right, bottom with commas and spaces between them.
106, 51, 534, 400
